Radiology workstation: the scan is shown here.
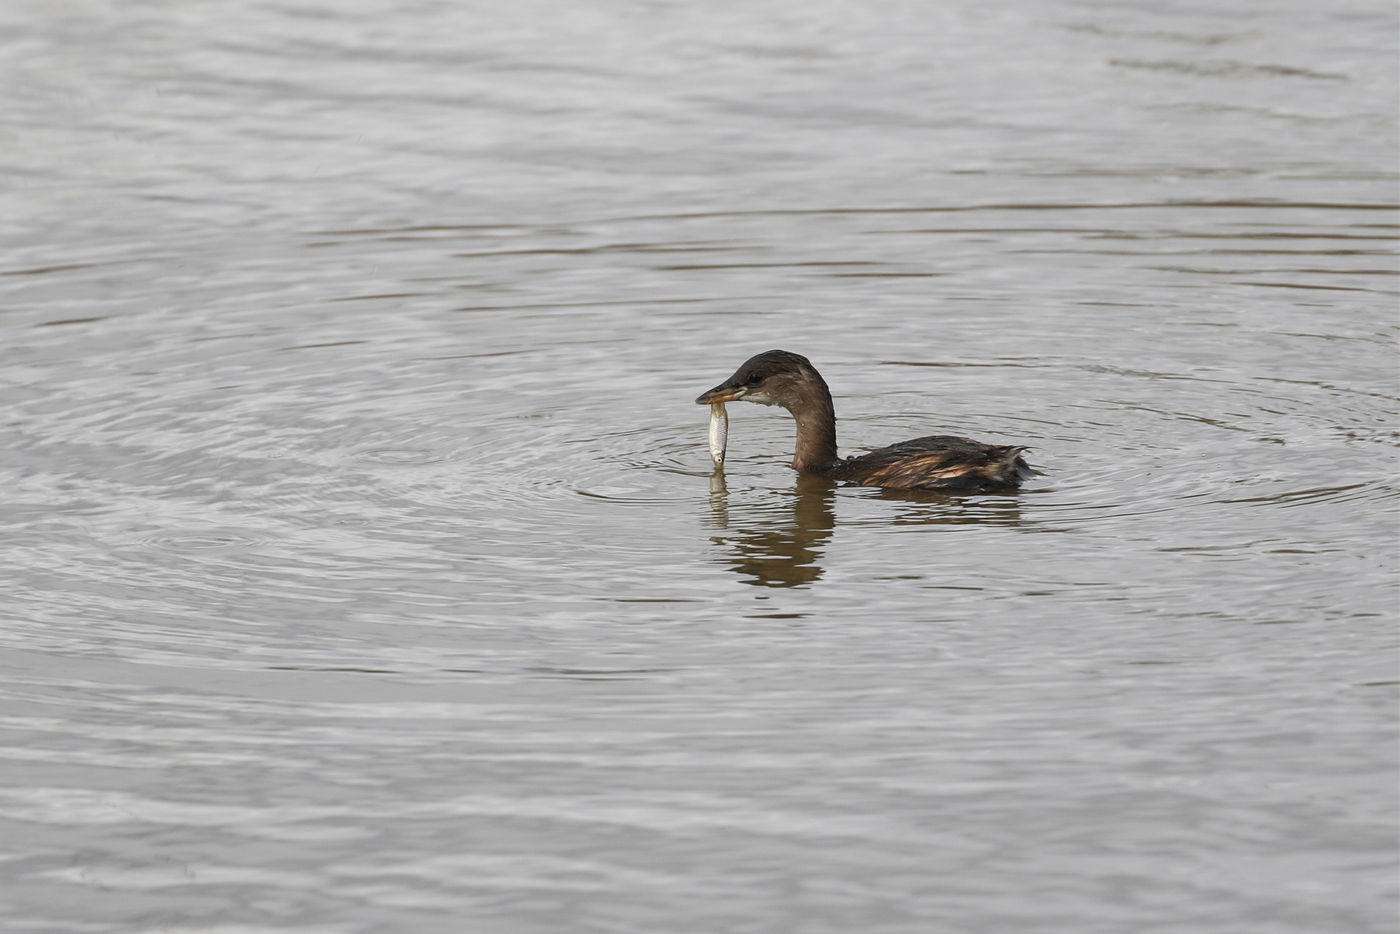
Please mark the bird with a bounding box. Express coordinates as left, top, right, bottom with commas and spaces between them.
695, 349, 1032, 492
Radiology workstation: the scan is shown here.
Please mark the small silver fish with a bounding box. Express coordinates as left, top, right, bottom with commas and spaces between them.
708, 401, 728, 468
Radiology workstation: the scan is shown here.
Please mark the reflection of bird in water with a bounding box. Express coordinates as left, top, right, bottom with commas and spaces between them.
713, 474, 837, 588
696, 350, 1033, 492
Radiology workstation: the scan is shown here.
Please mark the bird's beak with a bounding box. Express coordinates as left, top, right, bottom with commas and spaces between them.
695, 381, 746, 405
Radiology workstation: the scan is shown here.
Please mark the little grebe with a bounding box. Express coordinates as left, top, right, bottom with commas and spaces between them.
695, 349, 1032, 492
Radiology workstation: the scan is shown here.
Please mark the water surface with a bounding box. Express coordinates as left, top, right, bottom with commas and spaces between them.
1, 1, 1397, 932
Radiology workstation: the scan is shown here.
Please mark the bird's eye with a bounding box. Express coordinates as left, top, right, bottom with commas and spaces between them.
747, 371, 765, 384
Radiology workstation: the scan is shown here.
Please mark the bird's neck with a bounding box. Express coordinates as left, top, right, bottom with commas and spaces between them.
790, 395, 839, 474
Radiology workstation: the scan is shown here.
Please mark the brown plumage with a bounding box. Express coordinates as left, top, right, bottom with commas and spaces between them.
695, 349, 1032, 492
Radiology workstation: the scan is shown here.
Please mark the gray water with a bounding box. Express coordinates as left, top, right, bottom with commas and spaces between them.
2, 1, 1397, 932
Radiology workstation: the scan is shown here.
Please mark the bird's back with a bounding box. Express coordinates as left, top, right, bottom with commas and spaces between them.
832, 435, 1031, 491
